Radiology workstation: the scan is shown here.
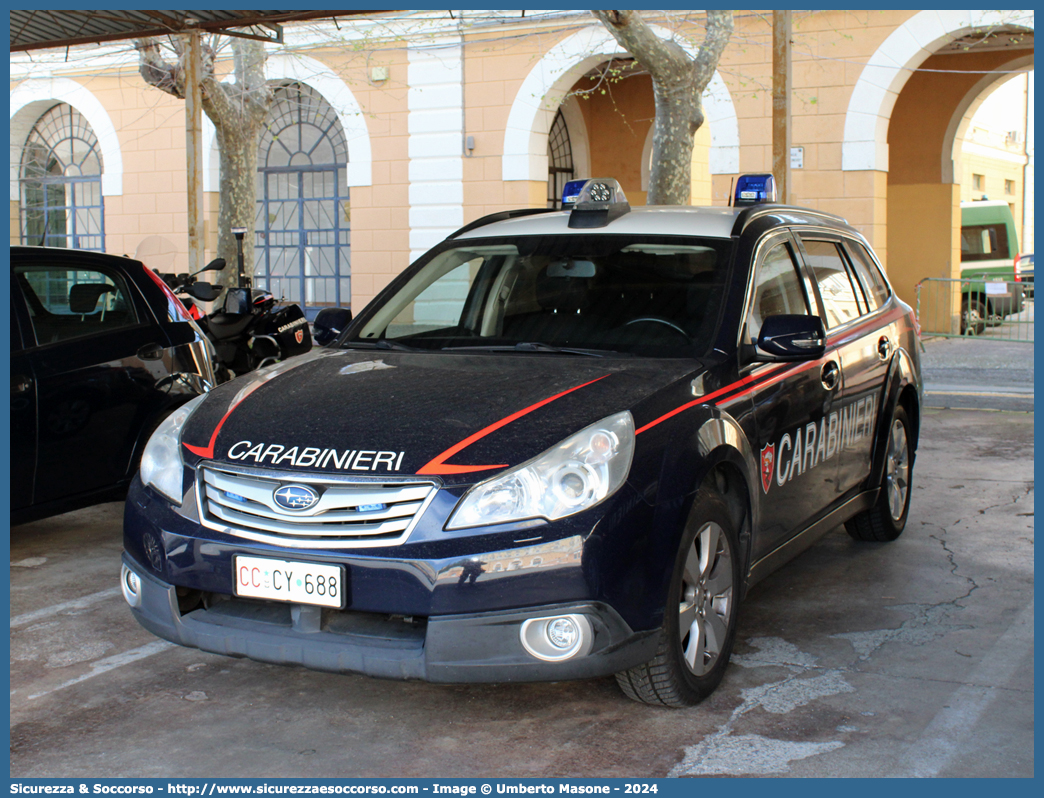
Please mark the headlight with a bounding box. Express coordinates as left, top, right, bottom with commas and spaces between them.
447, 411, 634, 529
140, 393, 207, 505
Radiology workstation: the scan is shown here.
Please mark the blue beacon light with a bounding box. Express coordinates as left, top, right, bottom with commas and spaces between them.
734, 173, 777, 206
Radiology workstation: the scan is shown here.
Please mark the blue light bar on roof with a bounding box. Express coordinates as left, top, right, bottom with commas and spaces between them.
561, 180, 587, 207
734, 173, 777, 206
562, 178, 628, 208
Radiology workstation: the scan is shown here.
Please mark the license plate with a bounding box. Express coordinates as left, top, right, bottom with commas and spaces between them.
233, 555, 345, 609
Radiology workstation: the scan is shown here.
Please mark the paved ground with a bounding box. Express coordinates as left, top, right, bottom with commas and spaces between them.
920, 331, 1034, 412
9, 399, 1033, 779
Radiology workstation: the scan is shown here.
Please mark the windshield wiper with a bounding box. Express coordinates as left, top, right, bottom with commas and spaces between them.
441, 342, 624, 357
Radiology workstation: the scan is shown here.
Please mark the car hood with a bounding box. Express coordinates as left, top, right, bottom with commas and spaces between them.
180, 348, 703, 484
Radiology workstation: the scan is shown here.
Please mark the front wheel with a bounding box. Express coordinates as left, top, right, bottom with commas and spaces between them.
845, 405, 913, 542
615, 488, 741, 707
961, 297, 986, 336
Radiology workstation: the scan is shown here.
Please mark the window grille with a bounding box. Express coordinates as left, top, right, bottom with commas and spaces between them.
546, 110, 575, 209
20, 104, 104, 251
256, 83, 350, 315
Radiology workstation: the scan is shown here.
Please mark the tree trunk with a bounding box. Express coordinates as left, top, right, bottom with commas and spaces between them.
593, 10, 733, 206
137, 36, 271, 286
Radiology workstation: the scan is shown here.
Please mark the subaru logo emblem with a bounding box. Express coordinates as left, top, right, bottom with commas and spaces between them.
273, 484, 320, 511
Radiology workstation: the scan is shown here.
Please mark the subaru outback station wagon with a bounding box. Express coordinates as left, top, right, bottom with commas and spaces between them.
122, 177, 922, 707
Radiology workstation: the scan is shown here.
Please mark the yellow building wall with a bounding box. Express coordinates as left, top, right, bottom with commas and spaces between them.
887, 183, 962, 323
15, 9, 1022, 310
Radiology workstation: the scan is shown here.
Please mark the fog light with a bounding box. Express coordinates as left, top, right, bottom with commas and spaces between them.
548, 617, 578, 649
519, 614, 593, 662
121, 564, 142, 608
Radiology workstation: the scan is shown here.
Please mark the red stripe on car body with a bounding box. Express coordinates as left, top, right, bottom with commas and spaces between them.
416, 375, 611, 476
635, 368, 787, 435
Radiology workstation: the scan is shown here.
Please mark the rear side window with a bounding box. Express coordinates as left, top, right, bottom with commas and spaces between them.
802, 240, 864, 329
15, 264, 139, 345
961, 223, 1010, 262
844, 241, 890, 311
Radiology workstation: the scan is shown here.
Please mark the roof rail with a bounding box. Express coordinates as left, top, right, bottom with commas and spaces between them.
730, 204, 849, 237
447, 208, 557, 239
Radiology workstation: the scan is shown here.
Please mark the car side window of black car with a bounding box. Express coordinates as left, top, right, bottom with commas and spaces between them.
15, 265, 139, 346
801, 240, 866, 329
745, 240, 811, 344
11, 297, 25, 351
843, 240, 890, 311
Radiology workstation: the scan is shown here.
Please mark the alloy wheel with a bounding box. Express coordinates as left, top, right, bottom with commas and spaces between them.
885, 418, 910, 520
678, 521, 734, 677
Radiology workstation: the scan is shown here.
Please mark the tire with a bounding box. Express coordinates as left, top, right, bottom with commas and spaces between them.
985, 299, 1004, 328
961, 297, 986, 336
615, 487, 741, 707
845, 405, 913, 542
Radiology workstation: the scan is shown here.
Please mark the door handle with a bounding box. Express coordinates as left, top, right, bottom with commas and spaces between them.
878, 336, 891, 360
12, 374, 33, 394
821, 361, 840, 391
137, 343, 164, 361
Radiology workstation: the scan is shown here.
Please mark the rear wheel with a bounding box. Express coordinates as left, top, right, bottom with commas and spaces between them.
845, 406, 913, 542
615, 488, 740, 707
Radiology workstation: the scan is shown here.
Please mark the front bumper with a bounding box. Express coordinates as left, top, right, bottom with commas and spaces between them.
122, 470, 668, 682
122, 552, 659, 683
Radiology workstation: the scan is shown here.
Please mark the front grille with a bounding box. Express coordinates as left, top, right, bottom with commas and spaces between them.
197, 464, 439, 549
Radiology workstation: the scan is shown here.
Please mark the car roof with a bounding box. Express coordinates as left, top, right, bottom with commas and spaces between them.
451, 203, 853, 242
11, 245, 141, 265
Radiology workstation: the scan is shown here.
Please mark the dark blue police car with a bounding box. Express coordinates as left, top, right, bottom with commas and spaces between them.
122, 177, 922, 707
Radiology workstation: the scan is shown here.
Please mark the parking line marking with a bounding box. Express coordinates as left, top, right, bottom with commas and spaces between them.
27, 640, 174, 700
895, 599, 1033, 777
10, 587, 122, 628
926, 390, 1033, 399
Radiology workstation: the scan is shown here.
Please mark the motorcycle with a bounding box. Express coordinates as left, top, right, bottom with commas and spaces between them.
158, 258, 314, 380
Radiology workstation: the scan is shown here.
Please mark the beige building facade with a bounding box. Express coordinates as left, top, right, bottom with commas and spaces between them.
9, 9, 1035, 316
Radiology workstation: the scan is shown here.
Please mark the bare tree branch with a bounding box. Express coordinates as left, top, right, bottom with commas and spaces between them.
136, 36, 271, 282
593, 9, 734, 205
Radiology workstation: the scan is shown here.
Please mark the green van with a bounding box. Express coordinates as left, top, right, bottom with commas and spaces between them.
960, 200, 1024, 335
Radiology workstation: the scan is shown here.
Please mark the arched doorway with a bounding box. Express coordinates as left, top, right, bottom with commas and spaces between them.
502, 25, 740, 204
886, 34, 1032, 323
841, 10, 1033, 320
255, 82, 350, 316
546, 110, 575, 208
19, 103, 104, 251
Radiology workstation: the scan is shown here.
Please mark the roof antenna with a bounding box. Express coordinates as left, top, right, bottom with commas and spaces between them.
727, 176, 734, 207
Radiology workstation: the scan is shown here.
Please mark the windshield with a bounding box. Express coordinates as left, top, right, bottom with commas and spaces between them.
347, 234, 734, 357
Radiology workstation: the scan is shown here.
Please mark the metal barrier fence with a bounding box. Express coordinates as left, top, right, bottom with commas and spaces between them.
916, 277, 1034, 342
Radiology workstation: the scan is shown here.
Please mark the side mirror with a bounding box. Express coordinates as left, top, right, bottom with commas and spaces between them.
756, 314, 826, 360
197, 257, 226, 275
313, 307, 353, 344
186, 282, 223, 302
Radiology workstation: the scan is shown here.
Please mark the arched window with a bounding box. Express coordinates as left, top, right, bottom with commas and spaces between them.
20, 104, 104, 250
255, 82, 350, 314
547, 110, 575, 209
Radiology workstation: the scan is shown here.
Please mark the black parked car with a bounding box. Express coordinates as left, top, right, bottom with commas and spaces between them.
121, 177, 922, 707
11, 246, 217, 525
